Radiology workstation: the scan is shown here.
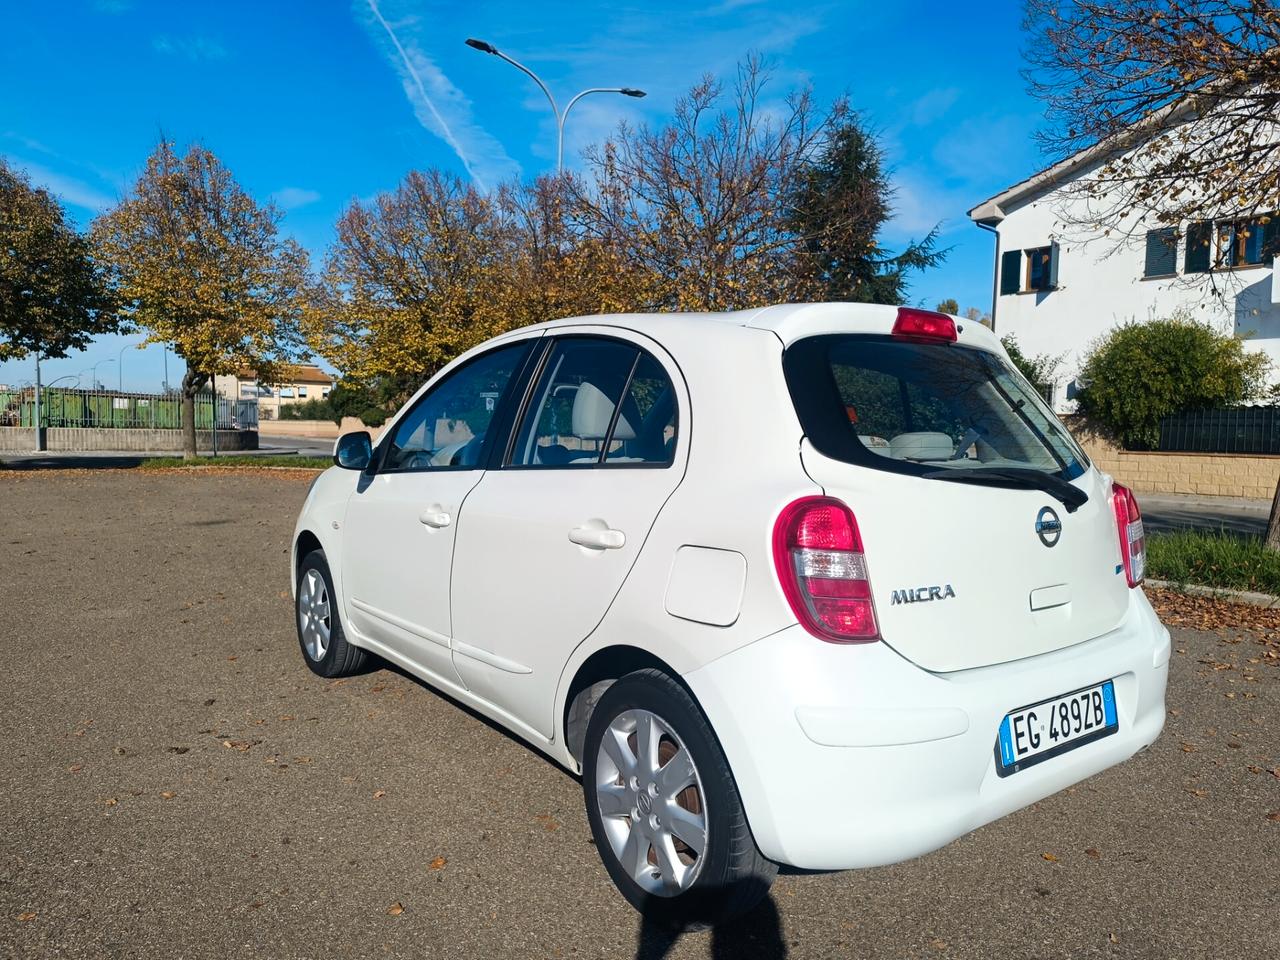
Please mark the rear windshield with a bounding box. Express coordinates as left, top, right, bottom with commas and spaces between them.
783, 335, 1089, 480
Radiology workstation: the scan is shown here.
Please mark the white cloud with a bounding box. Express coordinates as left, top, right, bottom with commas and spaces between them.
270, 187, 322, 210
909, 87, 961, 127
12, 160, 115, 213
153, 35, 228, 62
359, 0, 520, 190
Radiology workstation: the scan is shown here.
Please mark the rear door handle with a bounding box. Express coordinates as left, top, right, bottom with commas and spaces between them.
568, 526, 625, 550
419, 508, 451, 528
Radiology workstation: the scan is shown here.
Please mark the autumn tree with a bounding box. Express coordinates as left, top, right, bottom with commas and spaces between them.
93, 140, 308, 458
789, 117, 944, 304
1023, 0, 1280, 248
305, 170, 519, 402
1, 158, 116, 362
570, 57, 839, 312
497, 174, 656, 324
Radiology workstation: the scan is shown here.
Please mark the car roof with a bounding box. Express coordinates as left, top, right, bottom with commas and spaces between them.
522, 302, 1003, 353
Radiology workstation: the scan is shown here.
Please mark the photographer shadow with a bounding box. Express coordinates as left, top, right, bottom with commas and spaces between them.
634, 882, 787, 960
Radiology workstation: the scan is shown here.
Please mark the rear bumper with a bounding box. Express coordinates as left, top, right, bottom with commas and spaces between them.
684, 589, 1169, 870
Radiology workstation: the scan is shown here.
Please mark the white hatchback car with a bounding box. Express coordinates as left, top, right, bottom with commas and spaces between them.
292, 303, 1169, 924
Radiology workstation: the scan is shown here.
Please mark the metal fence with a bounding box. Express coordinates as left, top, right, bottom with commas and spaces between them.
1157, 407, 1280, 454
0, 387, 257, 431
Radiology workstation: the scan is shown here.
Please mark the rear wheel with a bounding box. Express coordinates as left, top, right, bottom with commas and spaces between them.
295, 549, 366, 678
581, 668, 776, 927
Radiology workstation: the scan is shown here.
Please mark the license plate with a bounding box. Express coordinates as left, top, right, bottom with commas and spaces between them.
994, 680, 1117, 777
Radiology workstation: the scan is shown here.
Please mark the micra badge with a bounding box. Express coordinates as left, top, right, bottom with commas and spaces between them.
890, 585, 956, 605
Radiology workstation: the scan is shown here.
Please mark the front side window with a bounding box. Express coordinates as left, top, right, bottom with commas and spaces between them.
382, 341, 529, 472
510, 337, 676, 467
784, 335, 1088, 481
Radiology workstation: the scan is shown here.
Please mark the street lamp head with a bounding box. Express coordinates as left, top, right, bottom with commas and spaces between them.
465, 38, 498, 55
619, 88, 647, 98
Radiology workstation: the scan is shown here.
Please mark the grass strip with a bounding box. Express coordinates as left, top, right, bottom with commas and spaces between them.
1146, 529, 1280, 596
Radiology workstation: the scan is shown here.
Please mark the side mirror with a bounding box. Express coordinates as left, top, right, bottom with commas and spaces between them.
334, 431, 373, 470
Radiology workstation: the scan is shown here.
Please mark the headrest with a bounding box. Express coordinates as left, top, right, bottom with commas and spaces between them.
889, 431, 953, 460
572, 382, 635, 441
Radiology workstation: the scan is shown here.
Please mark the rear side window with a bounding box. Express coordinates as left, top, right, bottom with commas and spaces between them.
509, 337, 677, 468
784, 335, 1088, 480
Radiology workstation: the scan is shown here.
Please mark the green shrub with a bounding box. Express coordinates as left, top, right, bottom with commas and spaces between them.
1076, 313, 1269, 449
277, 397, 336, 421
1001, 334, 1064, 390
358, 406, 388, 427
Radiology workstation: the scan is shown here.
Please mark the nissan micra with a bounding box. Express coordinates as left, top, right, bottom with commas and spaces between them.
291, 303, 1169, 924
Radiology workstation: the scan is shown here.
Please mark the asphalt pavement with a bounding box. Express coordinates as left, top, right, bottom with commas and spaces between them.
1, 470, 1277, 959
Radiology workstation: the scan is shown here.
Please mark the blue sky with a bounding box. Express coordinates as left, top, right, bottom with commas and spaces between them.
0, 0, 1043, 391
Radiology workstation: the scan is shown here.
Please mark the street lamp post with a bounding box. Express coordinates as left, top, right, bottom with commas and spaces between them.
84, 358, 115, 391
464, 38, 645, 171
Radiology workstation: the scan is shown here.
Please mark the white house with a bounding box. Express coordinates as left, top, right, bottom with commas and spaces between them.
968, 137, 1280, 411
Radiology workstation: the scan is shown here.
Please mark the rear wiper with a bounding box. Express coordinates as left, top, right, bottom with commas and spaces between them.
921, 466, 1089, 513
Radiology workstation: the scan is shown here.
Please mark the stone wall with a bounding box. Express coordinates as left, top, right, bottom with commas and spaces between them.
0, 427, 257, 453
259, 418, 385, 442
1067, 419, 1280, 499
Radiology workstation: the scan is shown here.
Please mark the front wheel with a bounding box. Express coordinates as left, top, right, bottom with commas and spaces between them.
581, 668, 777, 927
295, 549, 367, 678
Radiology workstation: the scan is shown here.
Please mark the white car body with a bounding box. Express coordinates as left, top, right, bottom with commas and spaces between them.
292, 302, 1168, 886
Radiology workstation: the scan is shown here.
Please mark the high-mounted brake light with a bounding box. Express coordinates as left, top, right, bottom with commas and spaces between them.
772, 496, 879, 643
891, 307, 957, 343
1111, 482, 1145, 587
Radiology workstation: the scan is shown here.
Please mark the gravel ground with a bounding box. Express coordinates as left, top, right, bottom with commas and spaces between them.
1, 469, 1276, 960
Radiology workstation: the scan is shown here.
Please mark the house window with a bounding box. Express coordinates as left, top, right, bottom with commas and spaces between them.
298, 386, 308, 398
322, 387, 331, 398
1186, 216, 1278, 272
999, 243, 1059, 295
1143, 228, 1178, 278
1025, 245, 1058, 291
280, 387, 295, 399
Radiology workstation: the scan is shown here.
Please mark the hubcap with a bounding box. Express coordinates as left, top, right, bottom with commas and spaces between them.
594, 709, 707, 897
297, 568, 331, 661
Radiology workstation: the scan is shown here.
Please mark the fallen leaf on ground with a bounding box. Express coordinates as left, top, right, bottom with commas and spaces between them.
373, 790, 386, 799
67, 764, 82, 773
1267, 811, 1280, 822
1041, 852, 1058, 862
17, 912, 36, 922
101, 797, 117, 806
1085, 848, 1100, 860
160, 791, 176, 800
429, 856, 447, 870
386, 901, 404, 916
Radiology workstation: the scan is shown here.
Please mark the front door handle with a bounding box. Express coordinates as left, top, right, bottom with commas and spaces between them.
419, 507, 451, 528
568, 526, 625, 550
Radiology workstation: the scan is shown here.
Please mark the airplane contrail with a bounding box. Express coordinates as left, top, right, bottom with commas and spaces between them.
365, 0, 488, 191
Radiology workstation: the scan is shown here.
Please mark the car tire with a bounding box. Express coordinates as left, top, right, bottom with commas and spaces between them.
295, 549, 366, 678
581, 668, 777, 928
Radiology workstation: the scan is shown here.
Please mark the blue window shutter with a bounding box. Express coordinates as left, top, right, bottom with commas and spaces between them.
1144, 228, 1177, 277
1185, 222, 1211, 273
1047, 241, 1061, 289
999, 250, 1021, 295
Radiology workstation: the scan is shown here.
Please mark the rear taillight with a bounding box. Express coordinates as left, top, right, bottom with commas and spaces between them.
1111, 482, 1145, 587
891, 307, 957, 343
772, 496, 879, 643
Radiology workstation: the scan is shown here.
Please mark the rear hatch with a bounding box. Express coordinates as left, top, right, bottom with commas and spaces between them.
783, 323, 1131, 674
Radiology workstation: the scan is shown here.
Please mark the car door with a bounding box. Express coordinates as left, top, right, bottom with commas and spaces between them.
341, 338, 536, 689
448, 332, 686, 738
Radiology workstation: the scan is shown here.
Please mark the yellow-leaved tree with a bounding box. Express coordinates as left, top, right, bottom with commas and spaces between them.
93, 139, 309, 458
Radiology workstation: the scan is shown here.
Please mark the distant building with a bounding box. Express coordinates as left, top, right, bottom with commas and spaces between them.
968, 115, 1280, 411
214, 364, 334, 420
